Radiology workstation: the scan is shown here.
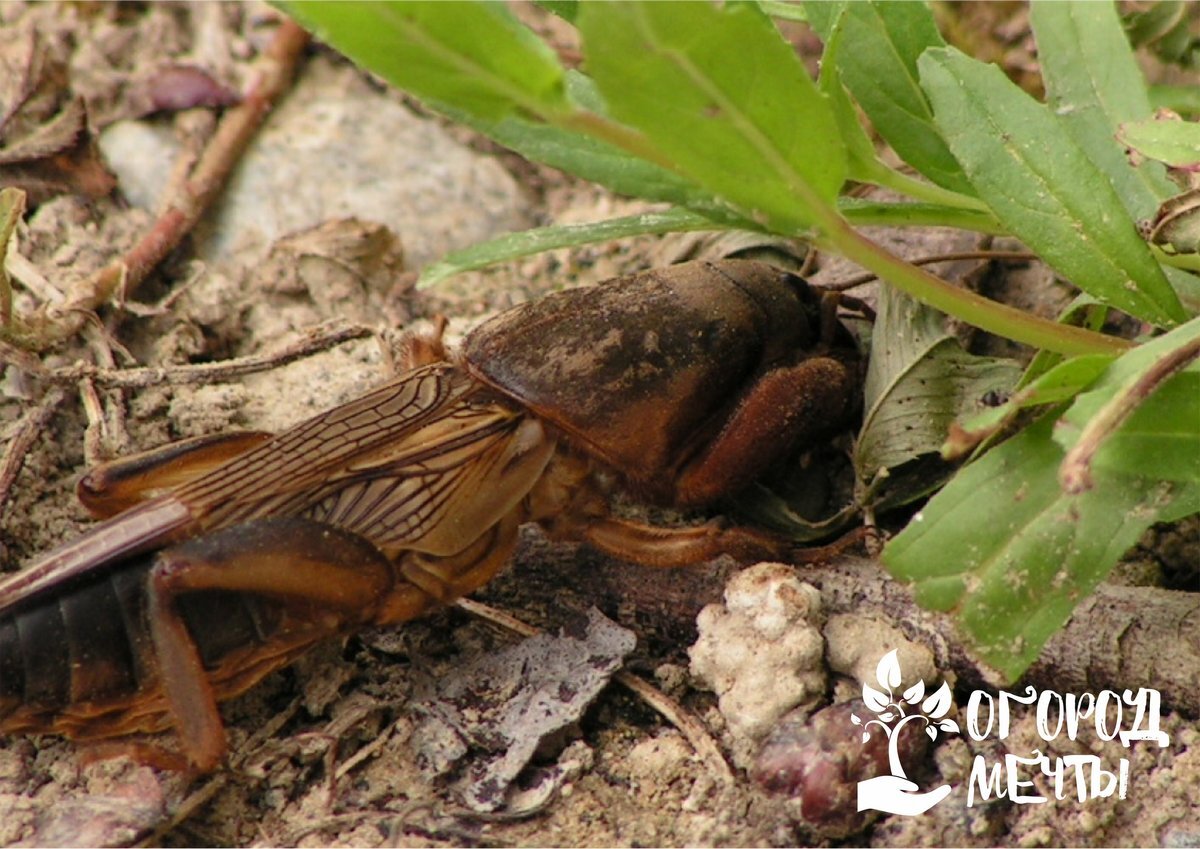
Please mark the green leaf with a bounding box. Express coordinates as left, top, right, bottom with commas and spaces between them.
1031, 2, 1176, 218
1143, 189, 1200, 260
1122, 1, 1199, 67
855, 287, 1022, 508
1076, 372, 1200, 482
418, 208, 719, 286
577, 1, 846, 233
884, 414, 1200, 680
816, 5, 891, 186
919, 47, 1187, 327
1118, 117, 1200, 170
433, 73, 735, 218
534, 0, 577, 23
1149, 84, 1200, 116
805, 1, 972, 196
281, 1, 569, 121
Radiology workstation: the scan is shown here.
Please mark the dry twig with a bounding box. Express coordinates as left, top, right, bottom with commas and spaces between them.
0, 387, 66, 517
502, 533, 1200, 716
47, 320, 374, 389
32, 19, 310, 349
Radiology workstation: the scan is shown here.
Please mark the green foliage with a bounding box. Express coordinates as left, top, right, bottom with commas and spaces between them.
919, 47, 1184, 326
806, 1, 971, 195
280, 0, 1199, 681
576, 2, 845, 232
885, 413, 1200, 681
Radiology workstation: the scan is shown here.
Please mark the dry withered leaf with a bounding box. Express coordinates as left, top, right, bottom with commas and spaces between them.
0, 97, 116, 204
0, 21, 116, 206
411, 607, 636, 813
259, 218, 407, 322
0, 26, 70, 139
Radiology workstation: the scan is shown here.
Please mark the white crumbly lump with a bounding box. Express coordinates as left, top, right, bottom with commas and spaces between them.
823, 613, 937, 694
689, 563, 827, 764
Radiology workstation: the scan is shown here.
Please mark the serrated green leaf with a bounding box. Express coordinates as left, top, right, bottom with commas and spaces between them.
577, 1, 845, 233
282, 1, 569, 121
856, 287, 1022, 508
884, 414, 1200, 680
919, 47, 1186, 327
1031, 2, 1175, 218
805, 1, 972, 195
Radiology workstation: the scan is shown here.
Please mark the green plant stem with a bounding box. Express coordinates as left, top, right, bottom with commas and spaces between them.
1151, 244, 1200, 273
862, 159, 989, 214
839, 199, 1003, 233
820, 214, 1133, 356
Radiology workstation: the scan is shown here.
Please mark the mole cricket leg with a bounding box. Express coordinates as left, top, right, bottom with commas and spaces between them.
673, 355, 857, 508
145, 516, 394, 772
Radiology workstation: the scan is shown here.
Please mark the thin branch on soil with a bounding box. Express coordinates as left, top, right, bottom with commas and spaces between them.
78, 376, 109, 467
273, 801, 491, 849
455, 597, 735, 785
0, 335, 50, 377
0, 387, 66, 517
276, 810, 420, 848
803, 558, 1200, 714
5, 251, 66, 306
334, 717, 402, 781
32, 18, 311, 349
506, 534, 1200, 717
80, 326, 131, 464
610, 668, 734, 785
45, 320, 374, 389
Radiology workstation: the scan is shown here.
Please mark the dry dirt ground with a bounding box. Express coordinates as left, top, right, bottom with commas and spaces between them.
0, 4, 1197, 848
